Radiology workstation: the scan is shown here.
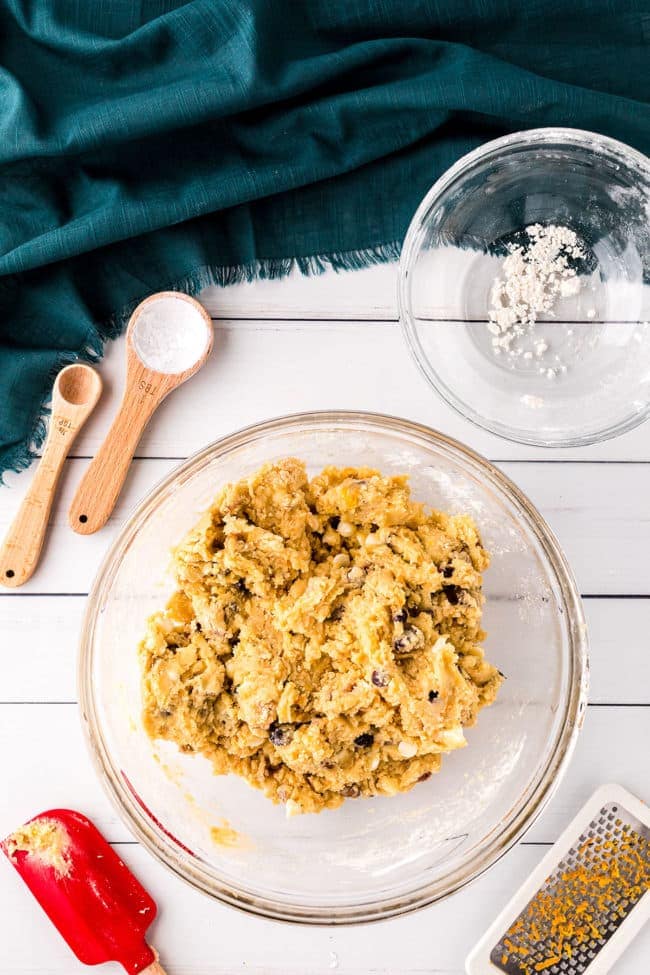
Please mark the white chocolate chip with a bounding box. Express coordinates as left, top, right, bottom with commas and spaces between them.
398, 741, 418, 759
364, 532, 382, 549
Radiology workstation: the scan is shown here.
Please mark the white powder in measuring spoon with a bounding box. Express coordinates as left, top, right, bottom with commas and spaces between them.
131, 296, 209, 374
488, 224, 585, 378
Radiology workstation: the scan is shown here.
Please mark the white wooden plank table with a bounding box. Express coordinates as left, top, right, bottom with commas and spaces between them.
1, 262, 649, 974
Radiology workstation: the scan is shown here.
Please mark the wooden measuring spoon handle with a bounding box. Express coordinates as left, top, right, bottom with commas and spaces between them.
69, 379, 164, 535
0, 435, 71, 587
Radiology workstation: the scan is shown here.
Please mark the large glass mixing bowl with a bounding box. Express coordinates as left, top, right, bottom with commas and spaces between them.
399, 128, 650, 446
79, 413, 588, 922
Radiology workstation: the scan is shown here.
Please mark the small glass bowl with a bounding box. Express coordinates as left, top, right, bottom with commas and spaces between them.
399, 128, 650, 447
79, 412, 588, 923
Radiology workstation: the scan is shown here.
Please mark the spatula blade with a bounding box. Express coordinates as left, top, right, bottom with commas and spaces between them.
2, 809, 157, 974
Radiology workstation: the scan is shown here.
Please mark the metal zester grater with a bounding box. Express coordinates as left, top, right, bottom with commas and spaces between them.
466, 785, 650, 975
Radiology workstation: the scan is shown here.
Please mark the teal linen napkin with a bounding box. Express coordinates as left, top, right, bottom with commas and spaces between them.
1, 1, 649, 477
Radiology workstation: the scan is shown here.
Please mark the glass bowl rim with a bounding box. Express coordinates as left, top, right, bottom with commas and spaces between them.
78, 410, 589, 923
398, 126, 650, 448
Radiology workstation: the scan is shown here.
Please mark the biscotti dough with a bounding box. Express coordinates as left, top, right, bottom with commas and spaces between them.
6, 819, 71, 876
140, 459, 502, 814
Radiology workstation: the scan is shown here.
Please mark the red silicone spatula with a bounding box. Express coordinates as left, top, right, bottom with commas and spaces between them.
1, 809, 166, 974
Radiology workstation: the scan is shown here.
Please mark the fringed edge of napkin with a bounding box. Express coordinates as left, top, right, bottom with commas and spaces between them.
2, 240, 401, 482
165, 241, 402, 291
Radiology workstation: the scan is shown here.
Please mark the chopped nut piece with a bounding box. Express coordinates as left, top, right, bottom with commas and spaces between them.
341, 784, 360, 798
346, 566, 365, 586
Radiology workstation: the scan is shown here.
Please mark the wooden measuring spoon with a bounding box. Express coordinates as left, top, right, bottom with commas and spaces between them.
69, 292, 213, 535
0, 364, 102, 587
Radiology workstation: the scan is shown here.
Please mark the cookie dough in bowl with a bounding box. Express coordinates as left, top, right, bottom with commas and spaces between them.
80, 412, 587, 923
140, 460, 502, 813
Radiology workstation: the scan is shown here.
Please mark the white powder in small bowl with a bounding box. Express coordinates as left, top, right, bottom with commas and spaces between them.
131, 296, 210, 374
488, 223, 586, 376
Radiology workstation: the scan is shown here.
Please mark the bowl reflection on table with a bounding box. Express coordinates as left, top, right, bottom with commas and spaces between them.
79, 412, 588, 923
